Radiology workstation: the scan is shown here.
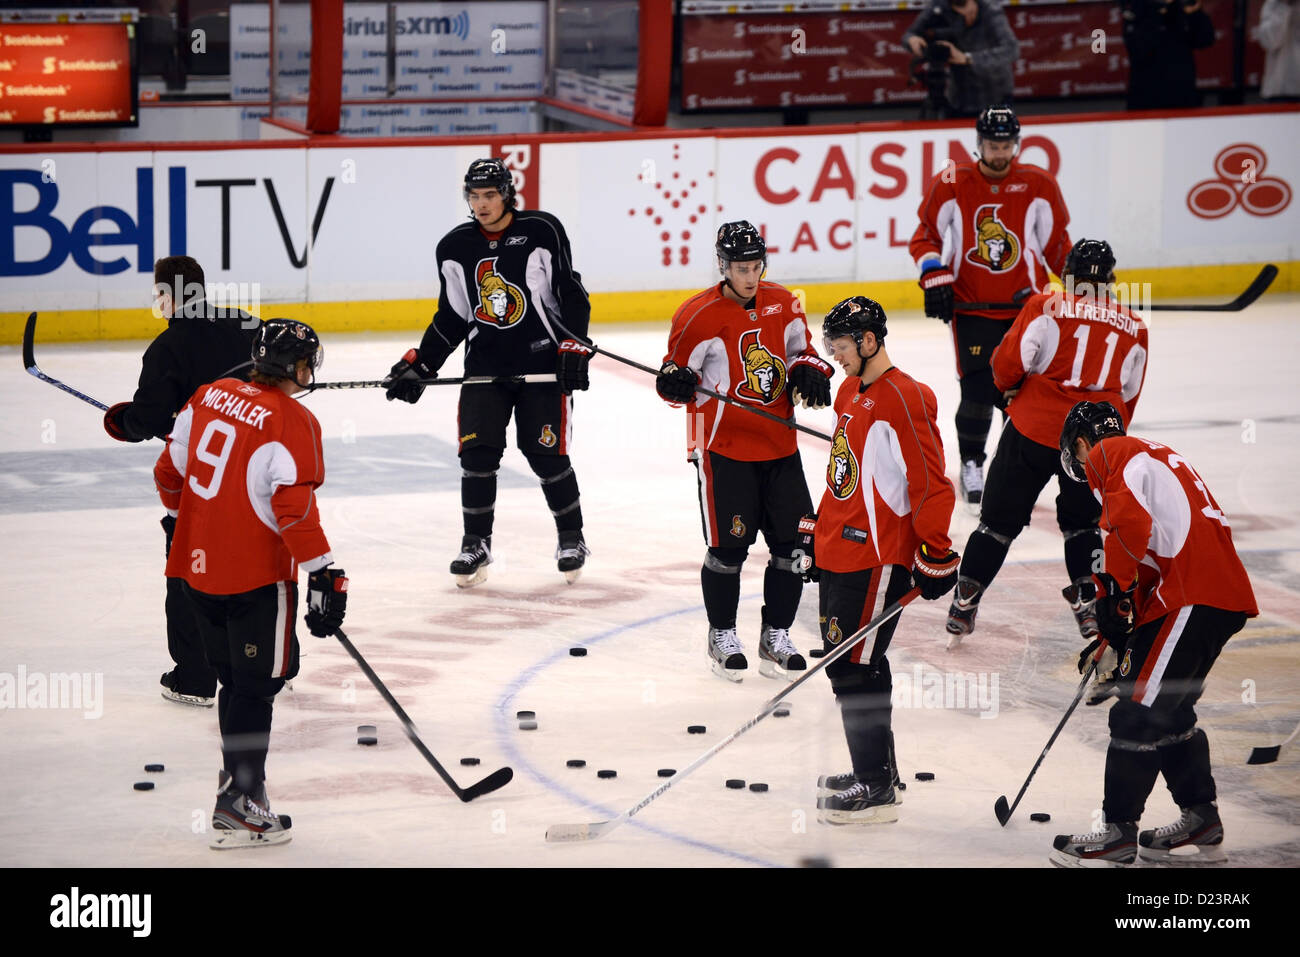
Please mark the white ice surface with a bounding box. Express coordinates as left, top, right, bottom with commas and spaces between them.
2, 300, 1298, 868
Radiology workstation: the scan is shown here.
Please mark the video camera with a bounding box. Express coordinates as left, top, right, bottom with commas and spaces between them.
910, 2, 965, 118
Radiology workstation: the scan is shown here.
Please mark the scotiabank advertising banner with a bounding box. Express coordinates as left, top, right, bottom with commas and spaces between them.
1, 110, 1295, 314
680, 0, 1264, 111
0, 22, 135, 127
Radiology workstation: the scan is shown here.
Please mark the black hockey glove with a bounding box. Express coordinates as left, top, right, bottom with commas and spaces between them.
1093, 572, 1137, 644
305, 566, 349, 638
557, 339, 594, 394
1077, 637, 1122, 706
788, 355, 834, 409
656, 361, 700, 405
919, 265, 955, 323
161, 514, 176, 560
913, 543, 960, 600
793, 514, 818, 583
103, 401, 136, 442
383, 349, 436, 404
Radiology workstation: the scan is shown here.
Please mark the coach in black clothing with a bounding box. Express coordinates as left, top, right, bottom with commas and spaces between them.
103, 255, 260, 707
1120, 0, 1216, 109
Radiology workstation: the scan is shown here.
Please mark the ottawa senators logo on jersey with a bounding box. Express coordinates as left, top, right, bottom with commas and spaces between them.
965, 204, 1022, 273
473, 258, 527, 327
828, 419, 860, 500
826, 617, 843, 645
730, 515, 746, 538
1120, 649, 1132, 677
538, 424, 557, 448
733, 330, 786, 404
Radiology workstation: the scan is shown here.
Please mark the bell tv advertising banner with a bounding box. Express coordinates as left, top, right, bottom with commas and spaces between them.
0, 20, 136, 128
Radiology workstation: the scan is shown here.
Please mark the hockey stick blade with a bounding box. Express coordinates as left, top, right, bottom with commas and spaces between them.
333, 629, 513, 802
1147, 263, 1277, 312
545, 590, 920, 843
22, 312, 111, 411
993, 795, 1012, 826
1246, 717, 1300, 765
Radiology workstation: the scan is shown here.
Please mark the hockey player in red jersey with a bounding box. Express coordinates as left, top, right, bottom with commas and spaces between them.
656, 221, 834, 682
946, 239, 1149, 648
155, 319, 348, 848
1049, 402, 1258, 867
383, 158, 593, 587
910, 105, 1072, 507
804, 297, 960, 824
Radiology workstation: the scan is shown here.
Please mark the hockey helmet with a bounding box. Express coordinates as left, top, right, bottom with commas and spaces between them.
822, 295, 888, 352
463, 158, 517, 208
1064, 238, 1117, 286
975, 105, 1020, 142
252, 319, 324, 382
1059, 400, 1125, 482
715, 221, 767, 276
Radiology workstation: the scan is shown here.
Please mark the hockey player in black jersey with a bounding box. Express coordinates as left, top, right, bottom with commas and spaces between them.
383, 158, 594, 587
103, 255, 261, 708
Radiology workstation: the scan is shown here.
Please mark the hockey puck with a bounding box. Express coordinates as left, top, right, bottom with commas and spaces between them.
566, 759, 586, 768
516, 710, 535, 720
809, 648, 827, 658
687, 725, 706, 734
657, 768, 675, 778
357, 724, 376, 735
519, 720, 538, 731
144, 763, 165, 773
1030, 812, 1052, 823
749, 783, 769, 793
773, 708, 790, 718
597, 769, 617, 779
133, 781, 154, 791
460, 757, 480, 766
358, 736, 378, 746
569, 647, 587, 657
914, 771, 935, 781
725, 779, 746, 789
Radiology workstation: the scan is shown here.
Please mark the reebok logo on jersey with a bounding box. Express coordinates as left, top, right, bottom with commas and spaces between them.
1006, 183, 1027, 192
505, 235, 527, 245
965, 204, 1022, 273
762, 303, 782, 316
473, 257, 527, 327
236, 383, 261, 396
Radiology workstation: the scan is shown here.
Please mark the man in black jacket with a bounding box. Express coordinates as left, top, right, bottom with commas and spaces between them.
103, 255, 261, 707
1121, 0, 1216, 109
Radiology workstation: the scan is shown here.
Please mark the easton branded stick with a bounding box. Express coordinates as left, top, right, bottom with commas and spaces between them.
334, 628, 513, 802
545, 588, 920, 843
963, 264, 1278, 313
1247, 717, 1300, 765
22, 312, 110, 411
994, 660, 1098, 826
311, 373, 557, 391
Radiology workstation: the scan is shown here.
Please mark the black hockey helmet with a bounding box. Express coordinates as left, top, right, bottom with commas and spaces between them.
822, 295, 888, 351
252, 319, 323, 382
463, 157, 517, 208
976, 105, 1020, 142
1064, 238, 1117, 286
715, 220, 767, 275
1060, 400, 1125, 482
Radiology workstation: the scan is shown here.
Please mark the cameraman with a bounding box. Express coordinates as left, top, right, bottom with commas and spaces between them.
903, 0, 1019, 116
1120, 0, 1216, 109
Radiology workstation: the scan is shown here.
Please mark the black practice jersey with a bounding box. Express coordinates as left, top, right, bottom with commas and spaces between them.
417, 210, 591, 377
119, 306, 260, 442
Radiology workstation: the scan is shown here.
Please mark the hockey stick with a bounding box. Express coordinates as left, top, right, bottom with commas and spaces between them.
333, 628, 513, 802
961, 265, 1278, 314
21, 312, 110, 411
545, 588, 921, 843
993, 660, 1098, 826
310, 373, 556, 391
1247, 717, 1300, 765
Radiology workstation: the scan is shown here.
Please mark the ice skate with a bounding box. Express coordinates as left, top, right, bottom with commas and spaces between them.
945, 577, 983, 650
959, 459, 983, 515
1138, 804, 1227, 864
707, 627, 747, 682
556, 530, 590, 585
1049, 821, 1137, 868
210, 772, 292, 849
450, 535, 492, 588
817, 777, 899, 825
159, 671, 214, 708
757, 622, 806, 680
1062, 578, 1100, 639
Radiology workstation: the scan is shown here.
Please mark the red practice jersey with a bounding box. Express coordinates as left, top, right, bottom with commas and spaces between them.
155, 378, 333, 595
910, 160, 1072, 319
663, 280, 817, 461
815, 368, 956, 573
992, 290, 1149, 448
1085, 436, 1257, 625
